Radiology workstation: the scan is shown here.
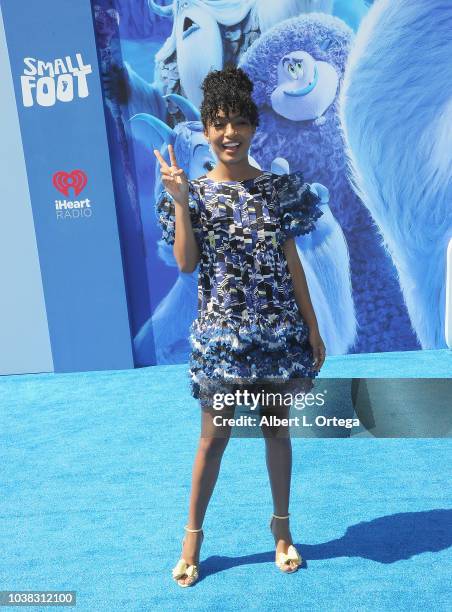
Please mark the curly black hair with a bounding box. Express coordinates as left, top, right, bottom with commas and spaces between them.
200, 64, 260, 130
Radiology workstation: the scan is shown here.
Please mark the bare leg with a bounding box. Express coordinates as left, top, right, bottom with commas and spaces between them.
176, 402, 233, 585
260, 388, 298, 572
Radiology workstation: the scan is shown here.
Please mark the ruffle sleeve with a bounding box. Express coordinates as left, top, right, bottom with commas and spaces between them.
273, 170, 324, 244
155, 182, 204, 251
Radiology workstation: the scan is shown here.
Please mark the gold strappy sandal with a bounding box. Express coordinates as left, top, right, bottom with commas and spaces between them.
172, 525, 204, 587
270, 513, 302, 573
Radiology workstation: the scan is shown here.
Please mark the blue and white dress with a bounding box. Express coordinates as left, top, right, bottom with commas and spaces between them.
156, 170, 324, 403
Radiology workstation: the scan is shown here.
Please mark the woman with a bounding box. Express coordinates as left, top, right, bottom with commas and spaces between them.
154, 65, 326, 587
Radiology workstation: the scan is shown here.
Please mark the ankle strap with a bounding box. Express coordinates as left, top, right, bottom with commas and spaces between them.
272, 513, 290, 519
184, 525, 203, 532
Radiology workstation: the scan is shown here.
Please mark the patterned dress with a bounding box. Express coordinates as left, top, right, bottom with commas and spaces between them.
156, 170, 324, 405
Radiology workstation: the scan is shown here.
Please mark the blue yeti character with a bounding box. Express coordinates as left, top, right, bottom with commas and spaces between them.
239, 11, 420, 353
339, 0, 452, 349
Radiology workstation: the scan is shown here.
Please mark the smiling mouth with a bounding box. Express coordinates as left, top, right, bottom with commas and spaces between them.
222, 142, 241, 152
283, 65, 319, 97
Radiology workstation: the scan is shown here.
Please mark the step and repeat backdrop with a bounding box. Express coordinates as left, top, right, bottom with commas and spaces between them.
1, 0, 450, 375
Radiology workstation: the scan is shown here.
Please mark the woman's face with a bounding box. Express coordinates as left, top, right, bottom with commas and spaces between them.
204, 109, 256, 166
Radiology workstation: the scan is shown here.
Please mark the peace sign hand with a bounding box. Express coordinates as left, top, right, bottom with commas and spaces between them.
153, 144, 189, 205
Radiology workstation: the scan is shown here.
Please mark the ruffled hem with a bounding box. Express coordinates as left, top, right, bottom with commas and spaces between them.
189, 309, 308, 351
187, 309, 319, 400
273, 170, 324, 243
155, 184, 203, 250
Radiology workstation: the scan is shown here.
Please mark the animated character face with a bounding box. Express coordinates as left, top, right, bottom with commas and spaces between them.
270, 51, 339, 121
175, 3, 223, 106
152, 0, 254, 106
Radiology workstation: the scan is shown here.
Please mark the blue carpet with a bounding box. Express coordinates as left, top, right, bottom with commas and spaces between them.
1, 353, 451, 611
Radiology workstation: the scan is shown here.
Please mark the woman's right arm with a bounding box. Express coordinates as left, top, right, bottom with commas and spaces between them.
154, 144, 200, 273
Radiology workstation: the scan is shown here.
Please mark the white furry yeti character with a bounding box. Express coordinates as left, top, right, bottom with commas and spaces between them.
239, 12, 421, 353
339, 0, 452, 349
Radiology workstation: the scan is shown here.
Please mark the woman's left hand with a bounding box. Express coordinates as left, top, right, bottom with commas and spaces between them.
308, 326, 326, 371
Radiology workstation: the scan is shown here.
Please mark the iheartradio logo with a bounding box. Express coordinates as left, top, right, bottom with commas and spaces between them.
52, 170, 92, 220
53, 170, 87, 196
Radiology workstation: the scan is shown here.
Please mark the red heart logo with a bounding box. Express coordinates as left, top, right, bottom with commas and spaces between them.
52, 170, 88, 197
